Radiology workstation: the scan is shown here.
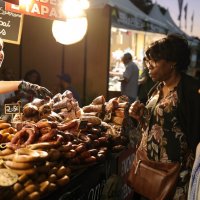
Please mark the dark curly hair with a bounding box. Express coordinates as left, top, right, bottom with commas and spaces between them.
24, 69, 41, 85
145, 34, 191, 71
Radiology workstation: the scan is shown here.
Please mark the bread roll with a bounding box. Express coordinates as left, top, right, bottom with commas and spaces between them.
114, 108, 125, 118
91, 95, 105, 105
80, 116, 101, 126
82, 105, 102, 113
112, 116, 124, 125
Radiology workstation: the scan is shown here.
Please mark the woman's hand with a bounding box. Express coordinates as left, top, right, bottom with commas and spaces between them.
129, 100, 146, 122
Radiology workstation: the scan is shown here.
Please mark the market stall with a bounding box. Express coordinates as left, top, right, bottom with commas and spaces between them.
2, 0, 170, 105
2, 0, 199, 106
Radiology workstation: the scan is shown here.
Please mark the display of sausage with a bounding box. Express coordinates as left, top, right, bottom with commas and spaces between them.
0, 90, 133, 200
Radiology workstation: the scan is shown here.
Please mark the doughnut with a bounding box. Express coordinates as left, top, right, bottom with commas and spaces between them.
0, 122, 11, 129
5, 160, 33, 170
28, 142, 58, 150
13, 148, 48, 163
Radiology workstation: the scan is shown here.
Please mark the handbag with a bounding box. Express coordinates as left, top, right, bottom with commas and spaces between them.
127, 148, 181, 200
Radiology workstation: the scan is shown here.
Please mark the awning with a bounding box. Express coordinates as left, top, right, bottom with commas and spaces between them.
90, 0, 168, 34
148, 3, 185, 35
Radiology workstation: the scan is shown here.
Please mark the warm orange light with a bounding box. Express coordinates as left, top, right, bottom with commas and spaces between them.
62, 0, 89, 18
19, 0, 32, 6
52, 16, 88, 45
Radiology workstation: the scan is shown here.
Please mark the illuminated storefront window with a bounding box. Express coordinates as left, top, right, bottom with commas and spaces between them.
109, 27, 164, 92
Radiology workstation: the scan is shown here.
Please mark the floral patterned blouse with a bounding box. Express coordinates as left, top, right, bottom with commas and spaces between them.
139, 83, 194, 199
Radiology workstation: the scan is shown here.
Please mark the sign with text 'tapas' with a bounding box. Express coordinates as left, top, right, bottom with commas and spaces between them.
5, 0, 66, 21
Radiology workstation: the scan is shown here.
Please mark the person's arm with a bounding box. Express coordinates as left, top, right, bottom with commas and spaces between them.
0, 80, 52, 98
0, 81, 21, 94
119, 64, 132, 83
118, 76, 128, 83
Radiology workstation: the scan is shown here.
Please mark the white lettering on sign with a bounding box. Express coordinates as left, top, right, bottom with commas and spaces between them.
0, 7, 20, 17
31, 4, 40, 14
50, 0, 57, 6
0, 18, 11, 28
9, 1, 64, 20
116, 10, 143, 29
41, 5, 49, 15
121, 154, 134, 177
10, 4, 20, 11
49, 7, 59, 18
40, 0, 49, 3
87, 180, 105, 200
35, 0, 61, 5
121, 183, 133, 199
0, 29, 6, 35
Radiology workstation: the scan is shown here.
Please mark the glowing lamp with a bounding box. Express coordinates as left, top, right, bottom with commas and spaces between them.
52, 16, 88, 45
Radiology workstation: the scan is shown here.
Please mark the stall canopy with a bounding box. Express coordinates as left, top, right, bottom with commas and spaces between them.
149, 3, 199, 46
90, 0, 168, 34
148, 3, 185, 35
164, 9, 180, 30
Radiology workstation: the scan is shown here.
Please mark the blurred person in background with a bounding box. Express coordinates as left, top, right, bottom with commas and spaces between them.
119, 52, 139, 104
137, 58, 155, 104
195, 69, 200, 81
1, 67, 17, 81
24, 69, 41, 85
57, 73, 82, 106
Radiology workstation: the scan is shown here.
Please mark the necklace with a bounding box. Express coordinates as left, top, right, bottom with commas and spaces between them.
162, 74, 181, 97
162, 82, 179, 98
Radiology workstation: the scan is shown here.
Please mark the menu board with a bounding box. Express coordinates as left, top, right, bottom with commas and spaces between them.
0, 0, 23, 45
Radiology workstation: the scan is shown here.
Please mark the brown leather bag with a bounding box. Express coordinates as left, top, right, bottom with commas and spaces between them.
127, 149, 181, 200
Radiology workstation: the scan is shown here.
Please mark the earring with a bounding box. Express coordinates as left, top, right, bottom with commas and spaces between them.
171, 65, 175, 70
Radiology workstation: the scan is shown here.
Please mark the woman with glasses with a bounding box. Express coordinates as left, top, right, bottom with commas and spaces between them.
129, 34, 200, 199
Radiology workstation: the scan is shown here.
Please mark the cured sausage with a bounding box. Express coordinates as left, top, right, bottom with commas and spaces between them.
38, 129, 57, 142
57, 119, 79, 131
11, 128, 37, 146
82, 105, 102, 113
91, 95, 105, 105
80, 116, 101, 126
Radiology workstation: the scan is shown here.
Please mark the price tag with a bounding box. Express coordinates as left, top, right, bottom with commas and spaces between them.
4, 103, 20, 114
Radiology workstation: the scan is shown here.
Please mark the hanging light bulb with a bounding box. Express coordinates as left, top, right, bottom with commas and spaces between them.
62, 0, 83, 18
80, 0, 90, 9
52, 15, 88, 45
52, 0, 89, 45
19, 0, 32, 6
